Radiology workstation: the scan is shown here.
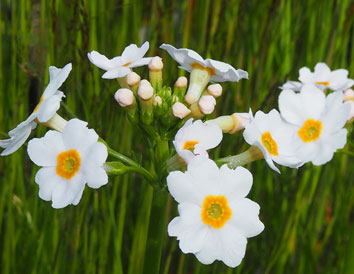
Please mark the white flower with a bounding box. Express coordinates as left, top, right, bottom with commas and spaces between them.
88, 41, 152, 79
0, 63, 72, 156
167, 157, 264, 268
173, 119, 223, 164
243, 109, 303, 173
160, 43, 247, 104
27, 119, 108, 208
279, 85, 351, 165
281, 63, 354, 91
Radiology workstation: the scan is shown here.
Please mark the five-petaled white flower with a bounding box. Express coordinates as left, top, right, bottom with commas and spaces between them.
173, 119, 223, 164
243, 109, 303, 173
27, 119, 108, 209
160, 43, 248, 104
281, 62, 354, 91
88, 41, 152, 79
0, 63, 72, 156
167, 156, 264, 268
279, 85, 350, 165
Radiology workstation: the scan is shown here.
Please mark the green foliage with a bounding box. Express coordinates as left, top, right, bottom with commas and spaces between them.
0, 0, 353, 273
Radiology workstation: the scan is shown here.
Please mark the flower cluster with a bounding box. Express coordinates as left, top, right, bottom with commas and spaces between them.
1, 40, 353, 270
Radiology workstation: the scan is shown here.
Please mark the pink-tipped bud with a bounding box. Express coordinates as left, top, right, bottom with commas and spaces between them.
148, 56, 163, 71
114, 88, 135, 107
175, 76, 188, 88
154, 95, 162, 106
207, 84, 222, 98
138, 81, 154, 100
198, 95, 216, 114
127, 72, 141, 86
344, 89, 354, 101
230, 113, 250, 133
185, 93, 195, 105
172, 102, 191, 119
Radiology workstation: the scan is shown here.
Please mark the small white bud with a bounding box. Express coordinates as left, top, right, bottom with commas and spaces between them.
127, 72, 141, 86
207, 83, 222, 98
185, 93, 195, 105
154, 95, 162, 106
175, 76, 188, 88
138, 82, 154, 100
172, 102, 191, 119
148, 56, 163, 71
198, 95, 216, 114
114, 88, 135, 107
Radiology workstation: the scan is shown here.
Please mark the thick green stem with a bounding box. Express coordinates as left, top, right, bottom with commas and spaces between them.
143, 188, 169, 274
216, 146, 264, 169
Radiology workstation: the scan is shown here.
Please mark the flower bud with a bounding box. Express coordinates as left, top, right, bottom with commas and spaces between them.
126, 72, 141, 94
114, 88, 135, 107
138, 81, 154, 100
175, 76, 188, 88
148, 56, 163, 71
174, 76, 188, 101
153, 95, 163, 106
198, 95, 216, 114
149, 57, 163, 90
172, 102, 191, 119
207, 83, 222, 98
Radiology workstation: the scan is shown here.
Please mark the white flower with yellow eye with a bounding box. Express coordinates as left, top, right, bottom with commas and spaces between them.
88, 41, 152, 79
160, 44, 247, 104
279, 85, 351, 165
167, 157, 264, 268
243, 109, 303, 173
0, 63, 72, 156
173, 119, 223, 164
27, 119, 108, 209
281, 63, 354, 91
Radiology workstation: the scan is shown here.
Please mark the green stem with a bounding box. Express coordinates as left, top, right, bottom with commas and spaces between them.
142, 187, 169, 274
216, 146, 264, 168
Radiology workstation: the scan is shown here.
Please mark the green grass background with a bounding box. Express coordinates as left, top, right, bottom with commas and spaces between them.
0, 0, 353, 273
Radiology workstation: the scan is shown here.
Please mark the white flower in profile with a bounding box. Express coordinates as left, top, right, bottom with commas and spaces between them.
160, 43, 247, 104
27, 119, 108, 209
281, 63, 354, 91
167, 156, 264, 268
279, 85, 351, 165
88, 41, 152, 79
0, 63, 72, 156
173, 119, 223, 164
243, 109, 303, 173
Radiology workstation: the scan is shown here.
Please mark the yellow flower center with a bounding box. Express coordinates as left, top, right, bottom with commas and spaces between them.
298, 119, 322, 142
261, 131, 278, 156
56, 149, 81, 179
33, 96, 44, 113
191, 62, 216, 76
183, 140, 199, 150
201, 195, 232, 229
315, 81, 330, 86
123, 62, 132, 67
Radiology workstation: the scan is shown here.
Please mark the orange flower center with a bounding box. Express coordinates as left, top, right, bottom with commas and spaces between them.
56, 149, 81, 179
315, 81, 330, 86
123, 62, 132, 67
191, 62, 216, 75
201, 195, 232, 229
183, 140, 199, 150
261, 131, 278, 156
298, 119, 322, 142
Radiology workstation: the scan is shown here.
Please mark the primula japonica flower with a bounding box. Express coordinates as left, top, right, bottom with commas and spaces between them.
279, 85, 351, 165
281, 63, 354, 91
160, 43, 248, 104
27, 119, 108, 209
88, 41, 152, 79
243, 109, 303, 173
173, 119, 223, 164
167, 157, 264, 268
0, 63, 72, 156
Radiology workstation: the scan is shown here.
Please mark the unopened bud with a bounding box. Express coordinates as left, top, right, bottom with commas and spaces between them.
114, 88, 135, 107
138, 81, 154, 100
127, 72, 141, 87
154, 95, 162, 106
175, 76, 188, 88
172, 102, 191, 119
140, 79, 151, 87
207, 84, 222, 98
148, 56, 163, 71
198, 95, 216, 114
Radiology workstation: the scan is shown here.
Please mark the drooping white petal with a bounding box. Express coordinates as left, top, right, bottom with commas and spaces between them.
36, 91, 65, 122
42, 63, 72, 98
87, 51, 122, 70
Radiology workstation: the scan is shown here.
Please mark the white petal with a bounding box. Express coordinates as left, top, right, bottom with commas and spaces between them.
229, 198, 264, 238
314, 62, 331, 76
311, 142, 335, 166
129, 57, 153, 68
322, 92, 350, 133
42, 63, 72, 98
102, 67, 131, 79
62, 119, 98, 154
298, 67, 313, 83
27, 130, 65, 166
187, 157, 220, 189
36, 91, 64, 122
278, 89, 305, 125
299, 85, 325, 119
280, 81, 302, 91
82, 142, 108, 189
87, 51, 121, 70
35, 167, 61, 201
